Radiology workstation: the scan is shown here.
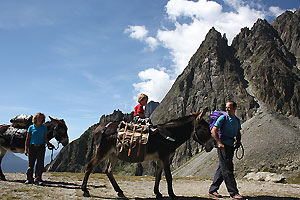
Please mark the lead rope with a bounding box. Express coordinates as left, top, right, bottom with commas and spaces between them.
50, 142, 60, 162
235, 142, 244, 160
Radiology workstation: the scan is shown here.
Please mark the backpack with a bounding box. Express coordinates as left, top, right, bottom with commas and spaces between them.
209, 110, 232, 140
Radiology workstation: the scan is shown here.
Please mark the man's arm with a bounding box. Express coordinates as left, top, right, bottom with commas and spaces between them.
211, 126, 224, 149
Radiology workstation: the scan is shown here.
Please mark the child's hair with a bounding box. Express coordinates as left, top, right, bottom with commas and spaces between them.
138, 93, 148, 103
32, 112, 46, 124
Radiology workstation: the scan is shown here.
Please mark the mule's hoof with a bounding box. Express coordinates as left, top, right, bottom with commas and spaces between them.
156, 193, 163, 199
169, 193, 177, 199
117, 192, 128, 199
0, 176, 6, 181
83, 190, 90, 197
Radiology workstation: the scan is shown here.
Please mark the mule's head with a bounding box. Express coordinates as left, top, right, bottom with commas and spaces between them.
49, 116, 69, 146
193, 107, 214, 152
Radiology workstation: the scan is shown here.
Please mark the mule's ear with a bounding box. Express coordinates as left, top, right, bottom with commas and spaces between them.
49, 116, 56, 121
196, 107, 208, 121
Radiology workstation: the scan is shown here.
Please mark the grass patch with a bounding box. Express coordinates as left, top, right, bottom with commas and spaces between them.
286, 173, 300, 184
262, 168, 277, 173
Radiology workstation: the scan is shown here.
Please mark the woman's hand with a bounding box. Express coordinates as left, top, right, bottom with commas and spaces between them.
24, 148, 29, 156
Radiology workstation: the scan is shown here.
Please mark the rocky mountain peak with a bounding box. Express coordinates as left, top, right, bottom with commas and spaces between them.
151, 26, 257, 125
271, 8, 300, 70
296, 7, 300, 17
232, 15, 300, 118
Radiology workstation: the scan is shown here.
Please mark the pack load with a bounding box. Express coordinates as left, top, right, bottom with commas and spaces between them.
209, 110, 232, 140
3, 126, 27, 138
116, 121, 150, 162
10, 114, 33, 129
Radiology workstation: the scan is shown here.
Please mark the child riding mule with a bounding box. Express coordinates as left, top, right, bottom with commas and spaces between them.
81, 107, 214, 199
0, 116, 69, 181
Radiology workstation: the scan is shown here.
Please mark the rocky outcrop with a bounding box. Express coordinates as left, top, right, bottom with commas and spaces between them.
145, 101, 159, 118
271, 9, 300, 69
232, 18, 300, 118
151, 28, 257, 125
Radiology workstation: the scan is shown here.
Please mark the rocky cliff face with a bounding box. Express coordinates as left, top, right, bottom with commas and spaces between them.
150, 27, 258, 124
271, 9, 300, 69
145, 101, 159, 118
232, 18, 300, 118
49, 9, 300, 177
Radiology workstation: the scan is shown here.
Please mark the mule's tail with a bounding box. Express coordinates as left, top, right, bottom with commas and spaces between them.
86, 135, 96, 165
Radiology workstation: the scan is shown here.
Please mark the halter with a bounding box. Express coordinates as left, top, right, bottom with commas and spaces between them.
192, 123, 206, 147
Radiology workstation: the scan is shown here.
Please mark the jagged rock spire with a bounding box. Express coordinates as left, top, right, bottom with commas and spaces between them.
151, 27, 258, 125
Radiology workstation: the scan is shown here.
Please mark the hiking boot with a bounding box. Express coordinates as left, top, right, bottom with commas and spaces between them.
208, 191, 222, 198
25, 180, 33, 184
230, 194, 243, 199
34, 181, 43, 186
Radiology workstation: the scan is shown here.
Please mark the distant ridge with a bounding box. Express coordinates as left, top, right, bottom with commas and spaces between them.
2, 152, 27, 173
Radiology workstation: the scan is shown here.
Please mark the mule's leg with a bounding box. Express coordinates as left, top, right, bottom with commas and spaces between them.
0, 147, 7, 181
162, 158, 176, 198
81, 146, 111, 197
154, 160, 163, 198
105, 155, 126, 198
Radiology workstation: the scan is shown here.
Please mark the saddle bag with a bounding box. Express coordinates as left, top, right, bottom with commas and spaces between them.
116, 121, 150, 162
10, 114, 33, 129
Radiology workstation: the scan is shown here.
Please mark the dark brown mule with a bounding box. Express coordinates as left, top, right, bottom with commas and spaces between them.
81, 108, 214, 199
0, 116, 69, 181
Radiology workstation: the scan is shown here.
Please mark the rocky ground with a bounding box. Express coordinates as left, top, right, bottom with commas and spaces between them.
0, 172, 299, 200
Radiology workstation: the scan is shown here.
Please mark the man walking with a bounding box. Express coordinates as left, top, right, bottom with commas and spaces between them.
208, 101, 243, 199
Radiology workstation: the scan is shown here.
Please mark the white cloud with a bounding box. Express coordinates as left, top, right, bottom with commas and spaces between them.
124, 25, 148, 40
165, 0, 222, 22
129, 0, 288, 103
124, 25, 158, 51
133, 68, 174, 102
268, 6, 284, 17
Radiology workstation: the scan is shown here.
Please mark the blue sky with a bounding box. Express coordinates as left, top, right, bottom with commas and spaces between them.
0, 0, 299, 145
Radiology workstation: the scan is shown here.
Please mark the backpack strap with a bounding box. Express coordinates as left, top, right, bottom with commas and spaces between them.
220, 113, 235, 140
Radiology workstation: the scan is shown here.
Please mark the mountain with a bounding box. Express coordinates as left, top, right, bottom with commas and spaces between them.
232, 19, 299, 118
2, 152, 27, 173
150, 27, 259, 170
48, 9, 300, 179
173, 9, 300, 178
271, 9, 300, 69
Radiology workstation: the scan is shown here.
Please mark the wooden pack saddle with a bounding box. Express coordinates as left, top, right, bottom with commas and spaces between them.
116, 121, 150, 162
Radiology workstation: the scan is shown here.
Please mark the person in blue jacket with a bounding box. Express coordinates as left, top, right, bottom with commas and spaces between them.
208, 101, 243, 199
24, 112, 53, 185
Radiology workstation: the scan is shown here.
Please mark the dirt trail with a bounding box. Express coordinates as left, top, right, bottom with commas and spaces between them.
0, 172, 299, 199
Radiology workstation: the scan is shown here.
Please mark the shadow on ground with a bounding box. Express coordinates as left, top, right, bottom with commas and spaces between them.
7, 179, 105, 190
246, 197, 300, 200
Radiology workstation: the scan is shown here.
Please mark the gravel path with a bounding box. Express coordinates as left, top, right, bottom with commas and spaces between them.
0, 172, 299, 199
